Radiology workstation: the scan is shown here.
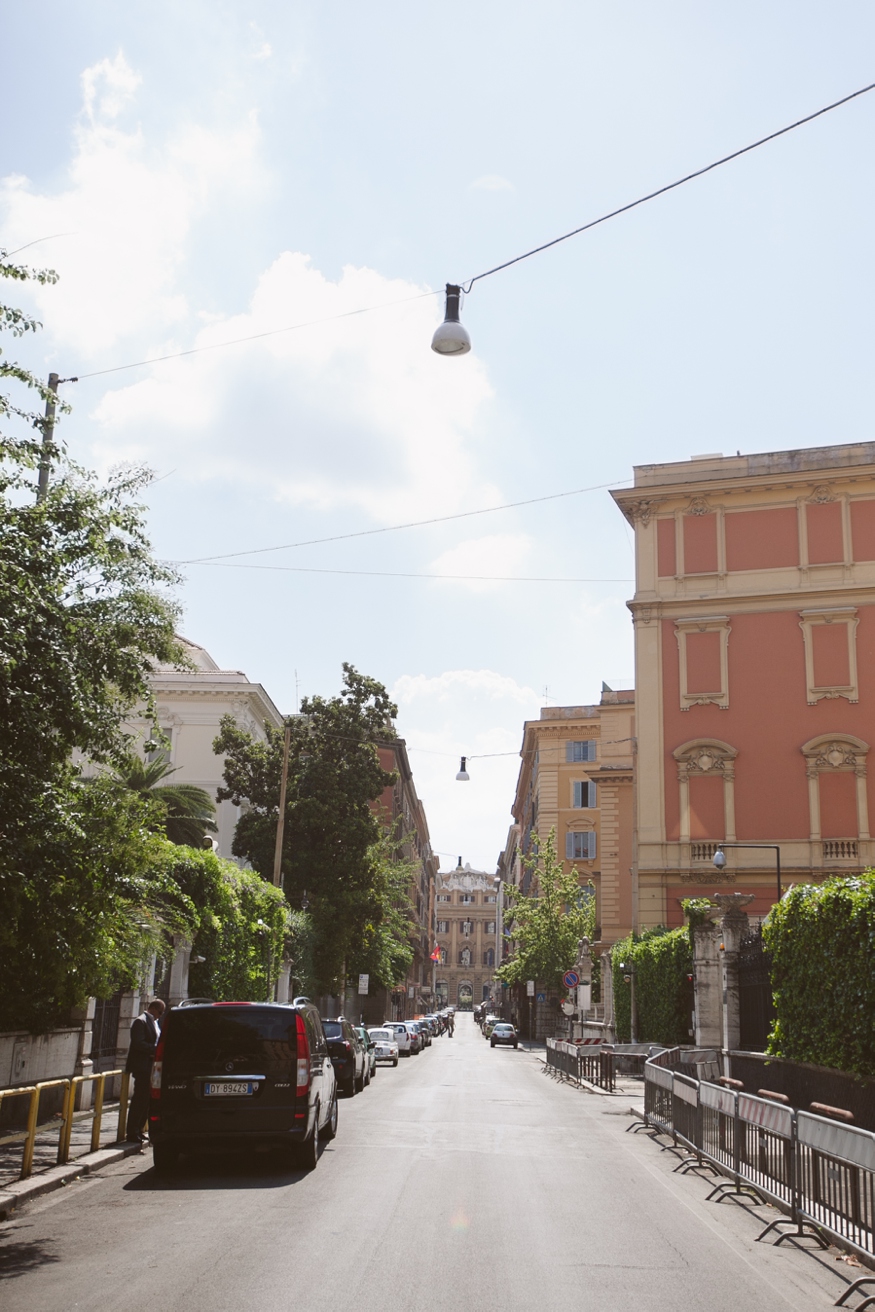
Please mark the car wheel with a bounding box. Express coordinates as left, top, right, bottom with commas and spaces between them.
490, 1039, 496, 1047
322, 1091, 339, 1142
392, 1057, 398, 1067
363, 1065, 370, 1087
342, 1075, 355, 1097
355, 1069, 364, 1093
513, 1042, 519, 1049
370, 1064, 376, 1079
152, 1142, 179, 1175
297, 1111, 320, 1170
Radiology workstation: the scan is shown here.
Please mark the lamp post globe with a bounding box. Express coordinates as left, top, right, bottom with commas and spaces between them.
712, 848, 727, 870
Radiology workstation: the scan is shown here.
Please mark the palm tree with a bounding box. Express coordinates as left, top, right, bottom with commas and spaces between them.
112, 753, 218, 847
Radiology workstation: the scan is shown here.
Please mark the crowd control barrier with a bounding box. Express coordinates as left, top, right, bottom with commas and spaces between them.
0, 1069, 130, 1180
636, 1053, 875, 1270
546, 1039, 615, 1093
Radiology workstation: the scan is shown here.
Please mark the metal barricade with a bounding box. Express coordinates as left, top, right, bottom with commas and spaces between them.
579, 1047, 615, 1092
672, 1071, 700, 1156
736, 1092, 795, 1212
792, 1111, 875, 1262
644, 1061, 674, 1135
699, 1080, 738, 1178
0, 1069, 130, 1180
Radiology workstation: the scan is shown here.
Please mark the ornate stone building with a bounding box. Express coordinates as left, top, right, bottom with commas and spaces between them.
611, 441, 875, 928
433, 862, 499, 1009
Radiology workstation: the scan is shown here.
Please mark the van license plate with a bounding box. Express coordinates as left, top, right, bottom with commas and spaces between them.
204, 1081, 255, 1096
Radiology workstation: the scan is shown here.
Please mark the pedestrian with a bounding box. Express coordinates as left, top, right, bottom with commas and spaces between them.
125, 998, 166, 1143
447, 1011, 454, 1038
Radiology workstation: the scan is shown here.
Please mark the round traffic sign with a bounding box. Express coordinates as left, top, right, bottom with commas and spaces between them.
563, 970, 580, 989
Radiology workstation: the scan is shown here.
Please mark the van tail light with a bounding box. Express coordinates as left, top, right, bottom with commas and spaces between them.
295, 1014, 310, 1094
150, 1030, 166, 1099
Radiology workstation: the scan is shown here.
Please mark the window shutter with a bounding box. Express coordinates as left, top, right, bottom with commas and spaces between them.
588, 832, 597, 860
566, 832, 574, 859
588, 781, 597, 808
573, 781, 581, 808
566, 741, 574, 762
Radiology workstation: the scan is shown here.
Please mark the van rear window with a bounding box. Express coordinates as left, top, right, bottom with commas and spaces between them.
164, 1007, 296, 1075
322, 1021, 343, 1039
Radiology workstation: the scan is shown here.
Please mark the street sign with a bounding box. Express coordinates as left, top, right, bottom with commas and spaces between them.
563, 969, 580, 990
358, 974, 369, 994
526, 980, 535, 997
536, 992, 546, 1002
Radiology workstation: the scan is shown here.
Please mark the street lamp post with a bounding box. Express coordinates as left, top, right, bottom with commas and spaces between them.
271, 721, 293, 887
713, 844, 782, 902
618, 960, 638, 1043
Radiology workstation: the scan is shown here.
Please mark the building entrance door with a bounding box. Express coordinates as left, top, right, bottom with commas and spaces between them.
458, 982, 473, 1010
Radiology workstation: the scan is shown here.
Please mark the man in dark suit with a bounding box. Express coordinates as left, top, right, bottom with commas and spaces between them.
125, 999, 166, 1143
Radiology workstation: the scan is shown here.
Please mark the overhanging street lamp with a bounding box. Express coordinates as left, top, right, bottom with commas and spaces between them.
455, 756, 470, 781
431, 284, 471, 356
713, 844, 782, 902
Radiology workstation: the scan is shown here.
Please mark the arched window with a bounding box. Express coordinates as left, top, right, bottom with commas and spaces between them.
801, 734, 870, 851
439, 947, 447, 964
483, 948, 495, 967
459, 946, 472, 967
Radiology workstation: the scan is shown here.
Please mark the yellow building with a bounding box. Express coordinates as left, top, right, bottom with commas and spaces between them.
434, 862, 499, 1010
510, 689, 636, 945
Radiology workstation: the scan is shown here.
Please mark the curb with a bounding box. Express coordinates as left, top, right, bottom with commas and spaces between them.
0, 1140, 145, 1221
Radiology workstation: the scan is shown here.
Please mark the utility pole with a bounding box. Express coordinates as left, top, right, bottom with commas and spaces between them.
36, 372, 60, 503
271, 722, 292, 887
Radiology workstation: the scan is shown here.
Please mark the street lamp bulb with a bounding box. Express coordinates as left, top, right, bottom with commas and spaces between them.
431, 284, 471, 356
456, 755, 470, 782
712, 848, 727, 870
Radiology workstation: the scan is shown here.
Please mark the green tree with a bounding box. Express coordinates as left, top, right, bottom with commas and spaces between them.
214, 664, 398, 993
610, 927, 693, 1046
348, 826, 417, 991
110, 752, 218, 847
497, 829, 596, 989
0, 250, 186, 1030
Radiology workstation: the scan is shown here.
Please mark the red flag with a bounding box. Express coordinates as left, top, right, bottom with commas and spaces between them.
430, 943, 441, 962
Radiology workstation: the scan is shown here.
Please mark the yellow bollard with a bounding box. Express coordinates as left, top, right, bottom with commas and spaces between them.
20, 1086, 41, 1179
90, 1073, 106, 1154
56, 1081, 74, 1165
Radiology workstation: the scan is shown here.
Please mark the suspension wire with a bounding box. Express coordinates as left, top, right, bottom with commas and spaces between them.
461, 79, 875, 293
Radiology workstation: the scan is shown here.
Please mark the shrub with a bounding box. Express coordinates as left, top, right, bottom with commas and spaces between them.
763, 875, 875, 1078
612, 927, 693, 1045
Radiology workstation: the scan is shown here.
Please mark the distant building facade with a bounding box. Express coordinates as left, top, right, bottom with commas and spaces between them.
510, 692, 635, 946
433, 863, 499, 1009
612, 442, 875, 928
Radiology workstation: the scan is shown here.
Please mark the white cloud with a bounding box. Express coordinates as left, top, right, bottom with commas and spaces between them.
393, 669, 541, 870
469, 174, 514, 192
427, 532, 533, 591
0, 57, 499, 526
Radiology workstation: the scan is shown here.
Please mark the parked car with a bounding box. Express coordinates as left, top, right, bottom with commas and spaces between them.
402, 1022, 423, 1053
382, 1021, 413, 1056
415, 1019, 432, 1047
148, 1000, 338, 1173
323, 1018, 368, 1095
354, 1026, 377, 1081
367, 1028, 399, 1066
483, 1015, 499, 1038
490, 1023, 519, 1049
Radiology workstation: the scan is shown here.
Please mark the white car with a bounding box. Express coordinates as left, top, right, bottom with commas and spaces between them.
382, 1021, 413, 1056
368, 1027, 399, 1066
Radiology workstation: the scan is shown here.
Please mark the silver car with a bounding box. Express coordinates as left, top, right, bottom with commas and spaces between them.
368, 1027, 399, 1066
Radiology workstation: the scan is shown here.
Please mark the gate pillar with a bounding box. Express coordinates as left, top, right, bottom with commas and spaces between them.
714, 894, 755, 1053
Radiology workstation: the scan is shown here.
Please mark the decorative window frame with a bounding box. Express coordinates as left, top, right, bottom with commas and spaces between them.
798, 607, 859, 705
673, 738, 738, 844
801, 733, 870, 841
674, 616, 731, 710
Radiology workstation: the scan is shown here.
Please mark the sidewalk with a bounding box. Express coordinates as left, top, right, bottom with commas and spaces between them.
0, 1098, 144, 1219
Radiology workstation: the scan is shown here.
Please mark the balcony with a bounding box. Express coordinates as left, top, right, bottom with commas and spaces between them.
690, 842, 720, 862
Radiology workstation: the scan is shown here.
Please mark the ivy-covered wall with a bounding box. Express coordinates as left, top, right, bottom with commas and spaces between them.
763, 875, 875, 1078
612, 927, 693, 1045
150, 846, 301, 1002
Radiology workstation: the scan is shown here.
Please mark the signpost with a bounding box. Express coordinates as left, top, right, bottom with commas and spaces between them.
562, 970, 580, 990
358, 974, 369, 995
526, 980, 535, 1045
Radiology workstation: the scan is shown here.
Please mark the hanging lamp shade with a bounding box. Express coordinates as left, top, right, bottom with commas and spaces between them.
456, 755, 470, 781
431, 284, 471, 355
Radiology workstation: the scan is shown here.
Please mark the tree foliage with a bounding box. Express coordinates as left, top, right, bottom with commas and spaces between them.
215, 664, 399, 993
763, 875, 875, 1078
109, 752, 217, 847
496, 829, 596, 989
0, 250, 186, 1031
611, 927, 693, 1046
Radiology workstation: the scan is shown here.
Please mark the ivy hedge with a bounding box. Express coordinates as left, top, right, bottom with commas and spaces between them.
763, 875, 875, 1078
148, 845, 303, 1002
612, 927, 693, 1045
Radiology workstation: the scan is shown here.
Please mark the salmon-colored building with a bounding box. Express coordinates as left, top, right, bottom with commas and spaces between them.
612, 442, 875, 929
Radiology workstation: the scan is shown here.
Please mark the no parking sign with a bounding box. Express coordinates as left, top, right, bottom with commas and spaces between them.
563, 970, 580, 990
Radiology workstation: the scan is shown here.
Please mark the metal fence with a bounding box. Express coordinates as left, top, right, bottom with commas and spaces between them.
638, 1055, 875, 1266
545, 1039, 615, 1092
0, 1069, 130, 1180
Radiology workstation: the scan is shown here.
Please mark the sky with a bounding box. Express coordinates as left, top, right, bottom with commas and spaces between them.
3, 3, 875, 870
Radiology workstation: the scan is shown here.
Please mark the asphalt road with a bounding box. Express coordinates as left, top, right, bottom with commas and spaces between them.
0, 1015, 853, 1311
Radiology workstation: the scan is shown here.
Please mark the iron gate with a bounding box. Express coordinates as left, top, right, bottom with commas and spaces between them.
737, 925, 775, 1052
90, 988, 123, 1072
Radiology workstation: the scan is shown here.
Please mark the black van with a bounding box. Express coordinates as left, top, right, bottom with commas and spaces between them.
148, 1001, 338, 1173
